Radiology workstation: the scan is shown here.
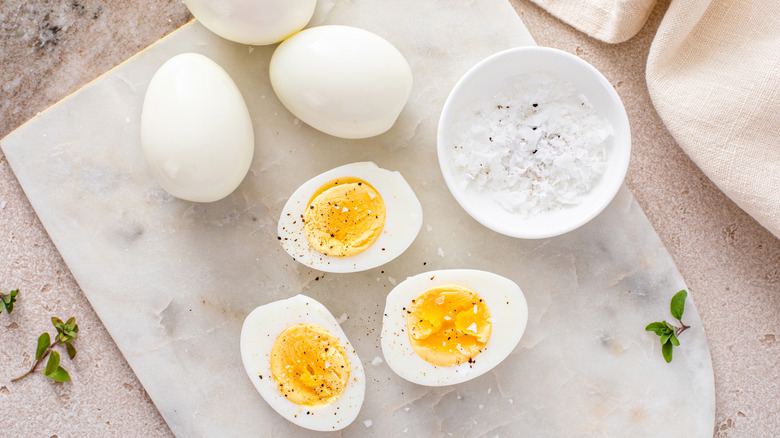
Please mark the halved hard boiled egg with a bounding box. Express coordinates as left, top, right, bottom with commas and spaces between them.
278, 162, 422, 272
381, 269, 528, 386
240, 295, 365, 431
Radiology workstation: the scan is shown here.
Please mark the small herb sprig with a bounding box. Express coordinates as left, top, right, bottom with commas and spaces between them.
12, 317, 79, 382
0, 289, 18, 314
646, 290, 690, 363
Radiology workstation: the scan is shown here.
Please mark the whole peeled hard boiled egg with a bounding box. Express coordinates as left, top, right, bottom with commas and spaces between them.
278, 162, 422, 273
240, 295, 365, 431
270, 25, 413, 139
381, 269, 528, 386
184, 0, 317, 45
141, 53, 254, 203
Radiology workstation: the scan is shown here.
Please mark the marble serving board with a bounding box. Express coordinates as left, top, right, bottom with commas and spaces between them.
1, 0, 715, 436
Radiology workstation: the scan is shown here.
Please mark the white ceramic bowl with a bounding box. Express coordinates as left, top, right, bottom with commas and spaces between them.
437, 47, 631, 239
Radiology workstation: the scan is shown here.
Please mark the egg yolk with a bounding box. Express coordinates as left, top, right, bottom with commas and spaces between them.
270, 323, 350, 407
406, 285, 492, 366
303, 177, 386, 257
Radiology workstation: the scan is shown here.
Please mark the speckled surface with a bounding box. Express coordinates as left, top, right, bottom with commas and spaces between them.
0, 1, 777, 437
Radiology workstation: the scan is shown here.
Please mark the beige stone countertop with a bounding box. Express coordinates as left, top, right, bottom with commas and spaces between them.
1, 1, 778, 436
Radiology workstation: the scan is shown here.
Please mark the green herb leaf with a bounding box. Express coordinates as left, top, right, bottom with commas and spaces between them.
645, 322, 665, 331
662, 341, 673, 363
36, 333, 51, 360
663, 321, 677, 332
66, 342, 77, 360
670, 333, 680, 346
670, 290, 687, 320
47, 366, 71, 382
660, 332, 671, 345
1, 289, 18, 314
51, 317, 64, 327
44, 350, 60, 376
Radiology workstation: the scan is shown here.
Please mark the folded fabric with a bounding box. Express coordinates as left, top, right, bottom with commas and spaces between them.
529, 0, 657, 43
531, 0, 780, 238
647, 0, 780, 238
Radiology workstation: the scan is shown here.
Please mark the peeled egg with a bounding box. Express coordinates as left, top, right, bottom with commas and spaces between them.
240, 294, 365, 431
184, 0, 316, 45
141, 53, 254, 202
381, 269, 528, 386
270, 25, 413, 139
278, 162, 422, 273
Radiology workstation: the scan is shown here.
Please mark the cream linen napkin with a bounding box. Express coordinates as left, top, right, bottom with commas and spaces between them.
528, 0, 657, 43
531, 0, 780, 238
646, 0, 780, 238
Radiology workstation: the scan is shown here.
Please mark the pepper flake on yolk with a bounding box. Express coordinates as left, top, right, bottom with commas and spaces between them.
303, 177, 386, 258
406, 285, 492, 366
270, 323, 350, 407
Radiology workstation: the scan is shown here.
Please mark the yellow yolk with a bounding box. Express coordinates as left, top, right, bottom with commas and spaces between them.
406, 285, 492, 366
303, 177, 386, 257
270, 323, 350, 406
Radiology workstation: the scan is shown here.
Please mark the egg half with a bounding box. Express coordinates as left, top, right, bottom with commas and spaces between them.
240, 294, 365, 431
184, 0, 317, 45
270, 25, 413, 139
381, 269, 528, 386
140, 53, 254, 202
278, 162, 422, 273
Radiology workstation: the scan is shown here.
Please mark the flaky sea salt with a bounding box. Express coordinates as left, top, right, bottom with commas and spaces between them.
451, 72, 612, 217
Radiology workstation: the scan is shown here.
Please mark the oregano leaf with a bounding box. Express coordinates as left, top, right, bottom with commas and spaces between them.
48, 367, 71, 383
670, 333, 680, 346
670, 290, 687, 320
36, 333, 51, 360
645, 322, 665, 331
662, 341, 673, 363
66, 342, 77, 360
660, 332, 671, 345
44, 350, 60, 376
1, 289, 18, 314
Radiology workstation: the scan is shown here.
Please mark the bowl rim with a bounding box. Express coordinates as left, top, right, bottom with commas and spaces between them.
436, 46, 631, 239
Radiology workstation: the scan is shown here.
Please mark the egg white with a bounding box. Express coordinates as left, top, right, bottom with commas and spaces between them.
240, 295, 365, 431
277, 162, 423, 273
269, 25, 413, 139
381, 269, 528, 386
184, 0, 316, 45
140, 53, 254, 203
